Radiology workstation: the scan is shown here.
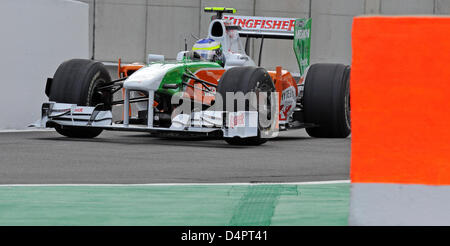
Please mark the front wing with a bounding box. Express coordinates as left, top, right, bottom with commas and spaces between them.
33, 102, 263, 139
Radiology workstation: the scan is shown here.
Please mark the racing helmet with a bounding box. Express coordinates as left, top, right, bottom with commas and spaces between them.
192, 38, 223, 65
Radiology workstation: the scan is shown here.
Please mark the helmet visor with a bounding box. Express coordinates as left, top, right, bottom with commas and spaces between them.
195, 49, 216, 61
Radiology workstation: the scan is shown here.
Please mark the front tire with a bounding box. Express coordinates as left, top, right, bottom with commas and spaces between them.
303, 63, 351, 138
217, 66, 275, 146
48, 59, 112, 138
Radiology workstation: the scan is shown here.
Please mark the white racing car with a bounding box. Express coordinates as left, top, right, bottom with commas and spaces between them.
32, 7, 351, 145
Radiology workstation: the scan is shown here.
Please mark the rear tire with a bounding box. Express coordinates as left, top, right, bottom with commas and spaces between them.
217, 66, 275, 146
303, 63, 351, 138
48, 59, 112, 138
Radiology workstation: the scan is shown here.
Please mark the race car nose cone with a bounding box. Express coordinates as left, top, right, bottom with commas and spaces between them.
124, 63, 179, 91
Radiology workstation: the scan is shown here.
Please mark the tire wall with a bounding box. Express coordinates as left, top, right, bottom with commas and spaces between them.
0, 0, 88, 130
349, 16, 450, 225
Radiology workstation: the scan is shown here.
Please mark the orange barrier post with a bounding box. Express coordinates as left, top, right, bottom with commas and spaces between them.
349, 16, 450, 225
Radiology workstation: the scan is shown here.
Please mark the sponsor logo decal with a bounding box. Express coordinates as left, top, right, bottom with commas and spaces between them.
296, 29, 310, 39
280, 86, 296, 121
280, 105, 292, 121
229, 112, 245, 129
223, 15, 296, 32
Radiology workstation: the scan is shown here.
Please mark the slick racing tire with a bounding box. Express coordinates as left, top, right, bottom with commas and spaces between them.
48, 59, 112, 138
303, 63, 351, 138
217, 66, 275, 146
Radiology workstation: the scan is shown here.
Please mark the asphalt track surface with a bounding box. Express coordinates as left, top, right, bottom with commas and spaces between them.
0, 130, 350, 184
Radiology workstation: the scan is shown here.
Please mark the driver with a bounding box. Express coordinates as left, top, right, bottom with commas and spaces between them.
192, 38, 224, 66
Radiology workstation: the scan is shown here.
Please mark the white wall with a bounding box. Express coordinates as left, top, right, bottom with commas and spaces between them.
0, 0, 89, 130
79, 0, 450, 74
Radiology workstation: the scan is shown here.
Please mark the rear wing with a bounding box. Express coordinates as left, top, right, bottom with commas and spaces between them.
223, 15, 311, 77
223, 15, 296, 39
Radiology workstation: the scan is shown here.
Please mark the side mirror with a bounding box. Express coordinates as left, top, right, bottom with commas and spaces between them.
147, 54, 164, 64
176, 51, 202, 61
176, 51, 189, 61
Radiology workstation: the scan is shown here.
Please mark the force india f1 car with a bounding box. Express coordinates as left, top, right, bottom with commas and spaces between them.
34, 7, 351, 146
